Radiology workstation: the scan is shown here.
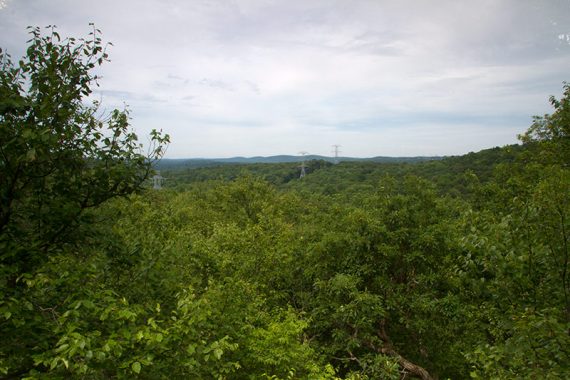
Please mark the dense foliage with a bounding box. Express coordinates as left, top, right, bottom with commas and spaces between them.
1, 27, 569, 379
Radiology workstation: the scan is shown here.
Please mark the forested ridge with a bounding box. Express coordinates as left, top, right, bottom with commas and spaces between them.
1, 28, 569, 379
160, 144, 525, 196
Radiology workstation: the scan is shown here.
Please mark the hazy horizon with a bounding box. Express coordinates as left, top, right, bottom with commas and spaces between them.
159, 145, 512, 160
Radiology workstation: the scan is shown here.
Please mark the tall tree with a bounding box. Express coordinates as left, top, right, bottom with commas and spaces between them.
519, 82, 570, 165
0, 25, 169, 271
0, 25, 168, 378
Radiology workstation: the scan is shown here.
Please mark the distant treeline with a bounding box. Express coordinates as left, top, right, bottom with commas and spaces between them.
156, 144, 525, 197
155, 154, 442, 170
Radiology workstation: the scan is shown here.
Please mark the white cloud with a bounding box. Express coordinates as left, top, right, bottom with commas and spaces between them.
1, 0, 569, 157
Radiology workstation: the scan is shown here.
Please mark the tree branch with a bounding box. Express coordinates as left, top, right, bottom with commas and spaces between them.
376, 321, 434, 380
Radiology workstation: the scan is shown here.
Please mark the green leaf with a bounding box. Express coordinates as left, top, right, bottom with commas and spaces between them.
131, 361, 141, 374
50, 357, 59, 370
55, 343, 69, 353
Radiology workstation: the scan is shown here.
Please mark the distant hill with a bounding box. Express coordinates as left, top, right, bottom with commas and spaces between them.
154, 144, 525, 195
155, 155, 442, 170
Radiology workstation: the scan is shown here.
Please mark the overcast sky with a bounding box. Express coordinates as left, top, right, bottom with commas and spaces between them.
1, 0, 569, 158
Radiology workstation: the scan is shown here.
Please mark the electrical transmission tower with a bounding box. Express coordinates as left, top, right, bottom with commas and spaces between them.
152, 170, 165, 190
298, 151, 308, 179
332, 144, 341, 164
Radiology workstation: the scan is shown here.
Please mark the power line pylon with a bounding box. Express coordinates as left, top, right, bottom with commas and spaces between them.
152, 170, 165, 189
298, 151, 308, 179
332, 145, 341, 164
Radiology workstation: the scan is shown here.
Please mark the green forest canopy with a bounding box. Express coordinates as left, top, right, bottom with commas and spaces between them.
1, 27, 569, 379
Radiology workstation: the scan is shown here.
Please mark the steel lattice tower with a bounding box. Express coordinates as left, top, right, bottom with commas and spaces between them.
152, 170, 165, 189
332, 144, 341, 164
298, 151, 308, 178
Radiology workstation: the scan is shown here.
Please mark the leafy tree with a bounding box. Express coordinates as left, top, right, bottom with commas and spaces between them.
0, 25, 168, 378
0, 25, 169, 267
458, 83, 570, 379
519, 82, 570, 165
458, 170, 570, 378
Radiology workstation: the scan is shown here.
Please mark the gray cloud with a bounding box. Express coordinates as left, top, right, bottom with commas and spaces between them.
198, 78, 234, 91
1, 0, 569, 158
